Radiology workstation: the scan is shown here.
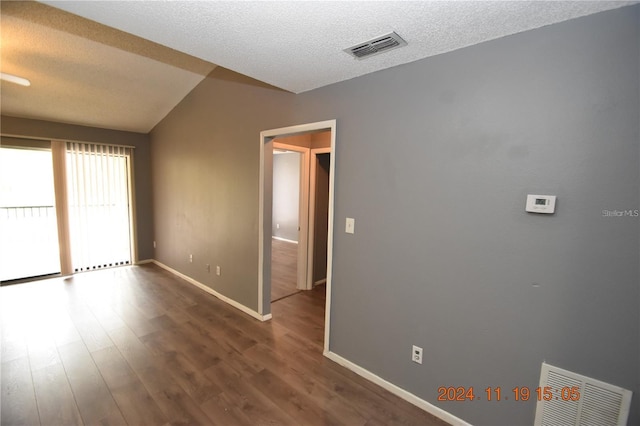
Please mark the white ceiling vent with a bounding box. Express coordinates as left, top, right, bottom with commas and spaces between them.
344, 32, 407, 60
534, 362, 632, 426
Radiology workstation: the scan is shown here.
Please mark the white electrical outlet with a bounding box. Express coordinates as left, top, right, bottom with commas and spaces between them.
412, 345, 423, 364
216, 265, 221, 276
189, 254, 193, 263
153, 240, 157, 249
276, 223, 280, 229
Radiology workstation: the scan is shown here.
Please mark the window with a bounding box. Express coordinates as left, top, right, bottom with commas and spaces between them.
0, 139, 136, 282
0, 146, 60, 281
66, 143, 133, 272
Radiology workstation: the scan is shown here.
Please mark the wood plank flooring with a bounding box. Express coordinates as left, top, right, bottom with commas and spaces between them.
271, 238, 300, 302
1, 264, 449, 426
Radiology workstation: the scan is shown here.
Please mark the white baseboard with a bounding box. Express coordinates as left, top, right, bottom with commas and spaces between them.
136, 259, 154, 265
272, 236, 298, 244
323, 351, 472, 426
151, 260, 272, 322
314, 278, 327, 286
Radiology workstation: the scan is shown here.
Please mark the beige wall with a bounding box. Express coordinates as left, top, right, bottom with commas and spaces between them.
0, 115, 154, 260
149, 67, 295, 311
273, 130, 330, 149
310, 131, 331, 148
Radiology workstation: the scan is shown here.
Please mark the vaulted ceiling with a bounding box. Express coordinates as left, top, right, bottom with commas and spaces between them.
1, 1, 215, 133
1, 1, 635, 133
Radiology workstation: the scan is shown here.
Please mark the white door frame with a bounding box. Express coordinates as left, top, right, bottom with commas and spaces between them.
273, 141, 310, 291
258, 119, 336, 353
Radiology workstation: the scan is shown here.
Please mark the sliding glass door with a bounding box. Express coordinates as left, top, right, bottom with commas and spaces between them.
66, 143, 132, 272
0, 147, 61, 281
0, 139, 135, 283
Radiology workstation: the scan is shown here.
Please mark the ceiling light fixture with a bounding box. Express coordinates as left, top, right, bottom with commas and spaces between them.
0, 72, 31, 87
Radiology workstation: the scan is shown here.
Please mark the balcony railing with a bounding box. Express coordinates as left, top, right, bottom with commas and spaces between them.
0, 206, 61, 282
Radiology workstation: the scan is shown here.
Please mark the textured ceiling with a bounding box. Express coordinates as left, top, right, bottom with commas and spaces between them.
42, 1, 636, 94
1, 1, 637, 133
0, 2, 216, 133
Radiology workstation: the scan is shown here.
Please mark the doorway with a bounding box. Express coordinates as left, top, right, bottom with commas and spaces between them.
271, 148, 302, 302
309, 150, 331, 288
259, 120, 336, 352
270, 138, 331, 302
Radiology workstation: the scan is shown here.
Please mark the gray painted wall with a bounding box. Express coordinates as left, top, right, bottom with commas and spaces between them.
0, 115, 154, 261
149, 6, 639, 425
272, 152, 300, 242
292, 7, 640, 425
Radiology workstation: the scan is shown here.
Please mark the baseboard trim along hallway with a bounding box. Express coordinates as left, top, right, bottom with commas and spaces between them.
153, 260, 272, 322
324, 351, 472, 426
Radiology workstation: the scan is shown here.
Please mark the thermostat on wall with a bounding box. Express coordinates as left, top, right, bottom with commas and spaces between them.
526, 194, 556, 214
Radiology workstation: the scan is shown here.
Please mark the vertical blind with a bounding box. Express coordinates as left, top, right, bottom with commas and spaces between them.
66, 142, 132, 272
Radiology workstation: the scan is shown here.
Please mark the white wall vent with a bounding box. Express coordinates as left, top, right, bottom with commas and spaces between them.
534, 362, 632, 426
344, 32, 407, 59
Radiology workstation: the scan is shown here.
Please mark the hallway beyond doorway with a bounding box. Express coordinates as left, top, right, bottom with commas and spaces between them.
271, 238, 300, 302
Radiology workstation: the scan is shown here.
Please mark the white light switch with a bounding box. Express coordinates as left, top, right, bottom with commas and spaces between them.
345, 217, 355, 234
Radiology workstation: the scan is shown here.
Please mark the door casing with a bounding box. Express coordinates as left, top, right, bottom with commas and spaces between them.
258, 119, 336, 353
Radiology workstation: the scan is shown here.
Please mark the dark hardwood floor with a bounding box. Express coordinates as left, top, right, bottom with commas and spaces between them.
1, 264, 449, 426
271, 238, 300, 302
